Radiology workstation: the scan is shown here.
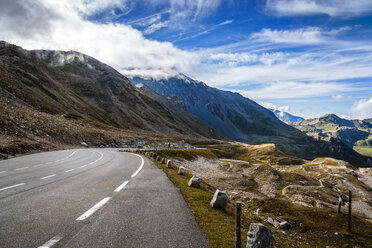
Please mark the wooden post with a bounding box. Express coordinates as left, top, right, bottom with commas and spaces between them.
348, 190, 352, 232
236, 201, 242, 248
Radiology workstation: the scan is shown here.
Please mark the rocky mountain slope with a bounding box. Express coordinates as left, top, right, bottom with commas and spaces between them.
0, 41, 227, 155
131, 75, 372, 167
291, 114, 372, 157
132, 75, 297, 140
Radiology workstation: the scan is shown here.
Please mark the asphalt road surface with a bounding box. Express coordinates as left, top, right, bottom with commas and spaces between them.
0, 149, 210, 248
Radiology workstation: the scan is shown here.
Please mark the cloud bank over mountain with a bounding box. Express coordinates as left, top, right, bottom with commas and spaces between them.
1, 0, 371, 119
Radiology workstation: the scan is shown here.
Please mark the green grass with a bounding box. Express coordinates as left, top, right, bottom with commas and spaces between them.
137, 149, 372, 248
354, 146, 372, 157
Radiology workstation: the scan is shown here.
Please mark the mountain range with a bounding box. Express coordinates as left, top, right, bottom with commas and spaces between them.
131, 75, 371, 167
0, 41, 371, 167
291, 114, 372, 157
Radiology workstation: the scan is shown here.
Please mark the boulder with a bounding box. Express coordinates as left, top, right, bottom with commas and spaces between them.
279, 221, 291, 229
267, 217, 280, 228
210, 189, 229, 210
161, 158, 166, 164
188, 176, 202, 188
167, 160, 172, 168
231, 192, 241, 200
81, 142, 88, 147
178, 166, 186, 175
246, 223, 275, 248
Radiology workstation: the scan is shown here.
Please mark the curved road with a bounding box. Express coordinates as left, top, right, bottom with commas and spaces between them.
0, 149, 209, 248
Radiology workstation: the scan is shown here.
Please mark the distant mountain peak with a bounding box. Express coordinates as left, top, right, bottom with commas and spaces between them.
269, 109, 304, 123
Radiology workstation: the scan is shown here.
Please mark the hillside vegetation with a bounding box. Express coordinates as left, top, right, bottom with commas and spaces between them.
291, 114, 372, 157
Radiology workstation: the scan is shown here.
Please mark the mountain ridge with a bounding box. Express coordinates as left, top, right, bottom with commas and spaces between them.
291, 113, 372, 157
0, 41, 223, 139
130, 74, 372, 167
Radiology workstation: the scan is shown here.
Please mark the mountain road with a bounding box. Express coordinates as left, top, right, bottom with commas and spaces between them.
0, 148, 209, 248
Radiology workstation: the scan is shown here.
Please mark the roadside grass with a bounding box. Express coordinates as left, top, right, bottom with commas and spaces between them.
143, 151, 250, 247
155, 149, 217, 161
136, 148, 372, 248
153, 142, 305, 166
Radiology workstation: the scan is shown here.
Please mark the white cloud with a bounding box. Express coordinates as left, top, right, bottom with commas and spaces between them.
266, 0, 372, 17
235, 81, 351, 99
259, 102, 289, 112
252, 27, 324, 44
145, 0, 224, 30
251, 26, 350, 44
63, 0, 128, 16
0, 0, 197, 79
144, 21, 170, 34
332, 94, 344, 101
349, 98, 372, 119
218, 19, 234, 26
173, 19, 234, 42
197, 51, 372, 87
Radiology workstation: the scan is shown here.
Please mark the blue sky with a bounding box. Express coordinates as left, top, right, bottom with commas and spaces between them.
1, 0, 372, 119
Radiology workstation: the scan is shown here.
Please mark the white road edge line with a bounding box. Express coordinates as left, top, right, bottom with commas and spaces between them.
76, 197, 111, 221
38, 234, 63, 248
114, 180, 129, 192
0, 183, 25, 191
41, 174, 56, 180
15, 167, 29, 171
65, 169, 75, 173
131, 154, 144, 178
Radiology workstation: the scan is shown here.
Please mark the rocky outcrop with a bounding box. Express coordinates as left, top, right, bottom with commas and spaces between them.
246, 223, 275, 248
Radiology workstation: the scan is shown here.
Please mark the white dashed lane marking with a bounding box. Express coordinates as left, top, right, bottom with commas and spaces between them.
114, 180, 129, 192
0, 183, 25, 191
38, 234, 63, 248
76, 197, 111, 221
41, 174, 56, 180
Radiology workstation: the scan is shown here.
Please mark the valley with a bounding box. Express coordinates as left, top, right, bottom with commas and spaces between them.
1, 41, 371, 248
